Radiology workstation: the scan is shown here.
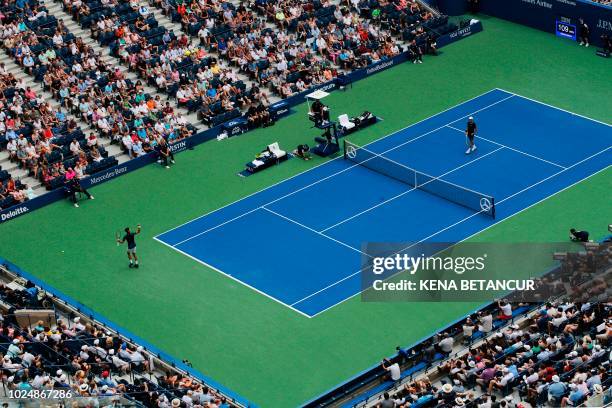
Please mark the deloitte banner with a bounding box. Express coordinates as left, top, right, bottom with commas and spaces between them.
479, 0, 612, 47
0, 153, 157, 224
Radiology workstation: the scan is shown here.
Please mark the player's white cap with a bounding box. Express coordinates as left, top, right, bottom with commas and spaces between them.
468, 116, 474, 120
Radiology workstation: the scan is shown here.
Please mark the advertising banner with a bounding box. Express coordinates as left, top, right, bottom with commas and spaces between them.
0, 24, 482, 224
479, 0, 612, 47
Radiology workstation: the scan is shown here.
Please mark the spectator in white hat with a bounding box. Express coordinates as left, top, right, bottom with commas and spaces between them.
182, 389, 194, 407
7, 338, 21, 359
73, 317, 85, 331
80, 345, 90, 361
548, 375, 567, 402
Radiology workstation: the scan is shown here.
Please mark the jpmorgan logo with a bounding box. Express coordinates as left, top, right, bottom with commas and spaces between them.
597, 19, 612, 32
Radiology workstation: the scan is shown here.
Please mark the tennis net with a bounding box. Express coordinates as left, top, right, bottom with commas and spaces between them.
343, 140, 496, 217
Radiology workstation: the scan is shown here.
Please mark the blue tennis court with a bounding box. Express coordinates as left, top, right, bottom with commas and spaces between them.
155, 89, 611, 318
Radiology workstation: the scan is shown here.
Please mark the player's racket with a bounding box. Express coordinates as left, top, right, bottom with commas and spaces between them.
115, 230, 122, 246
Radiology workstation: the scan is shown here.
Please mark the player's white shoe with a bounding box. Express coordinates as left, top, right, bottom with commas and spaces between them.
471, 145, 477, 152
74, 203, 79, 208
465, 147, 471, 154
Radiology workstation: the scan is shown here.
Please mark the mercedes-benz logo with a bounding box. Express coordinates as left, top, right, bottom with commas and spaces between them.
346, 145, 357, 159
480, 197, 492, 212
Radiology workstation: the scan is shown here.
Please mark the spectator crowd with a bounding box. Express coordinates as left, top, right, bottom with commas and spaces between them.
0, 273, 237, 407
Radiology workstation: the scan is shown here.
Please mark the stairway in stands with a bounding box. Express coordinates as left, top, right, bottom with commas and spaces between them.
0, 54, 128, 195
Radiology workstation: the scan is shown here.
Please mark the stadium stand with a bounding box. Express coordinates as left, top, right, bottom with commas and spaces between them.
0, 0, 123, 197
150, 0, 450, 100
64, 0, 263, 127
0, 261, 246, 407
305, 240, 611, 407
0, 0, 608, 405
0, 0, 205, 199
0, 0, 456, 212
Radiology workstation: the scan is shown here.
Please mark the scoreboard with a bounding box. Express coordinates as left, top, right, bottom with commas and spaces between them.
555, 20, 577, 41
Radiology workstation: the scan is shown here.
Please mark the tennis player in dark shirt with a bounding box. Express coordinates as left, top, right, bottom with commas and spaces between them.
67, 178, 94, 208
117, 224, 141, 268
578, 19, 590, 47
465, 116, 477, 154
569, 228, 589, 242
156, 139, 175, 169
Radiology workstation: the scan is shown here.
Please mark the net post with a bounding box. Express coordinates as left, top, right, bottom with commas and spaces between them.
343, 140, 347, 159
491, 197, 496, 218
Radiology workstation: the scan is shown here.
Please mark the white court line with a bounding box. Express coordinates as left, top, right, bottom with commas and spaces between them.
152, 236, 312, 318
155, 88, 513, 239
261, 207, 373, 258
308, 162, 612, 317
157, 89, 609, 317
495, 88, 612, 128
446, 125, 568, 170
320, 189, 415, 234
173, 208, 261, 247
294, 146, 611, 311
319, 146, 504, 233
374, 95, 514, 158
164, 94, 516, 246
496, 147, 611, 205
